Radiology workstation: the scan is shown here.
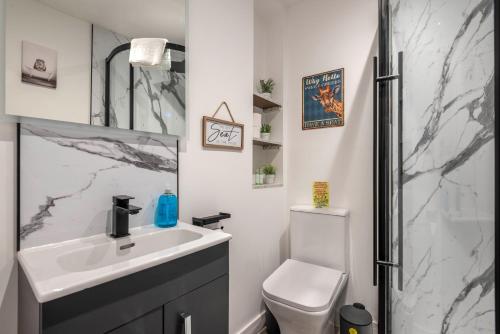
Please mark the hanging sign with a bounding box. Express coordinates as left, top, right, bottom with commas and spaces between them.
202, 101, 244, 150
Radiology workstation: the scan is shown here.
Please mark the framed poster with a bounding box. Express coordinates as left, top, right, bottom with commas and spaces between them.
22, 41, 57, 88
302, 68, 344, 130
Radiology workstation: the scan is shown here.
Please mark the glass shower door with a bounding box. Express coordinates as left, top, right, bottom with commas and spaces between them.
377, 0, 495, 333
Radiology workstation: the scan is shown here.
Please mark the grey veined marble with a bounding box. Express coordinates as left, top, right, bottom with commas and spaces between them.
19, 122, 177, 249
91, 25, 186, 136
390, 0, 494, 333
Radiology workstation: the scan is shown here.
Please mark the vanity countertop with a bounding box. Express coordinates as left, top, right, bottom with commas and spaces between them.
18, 223, 232, 303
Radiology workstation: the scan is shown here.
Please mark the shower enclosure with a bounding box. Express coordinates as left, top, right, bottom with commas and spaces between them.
90, 24, 186, 136
374, 0, 496, 333
104, 42, 186, 131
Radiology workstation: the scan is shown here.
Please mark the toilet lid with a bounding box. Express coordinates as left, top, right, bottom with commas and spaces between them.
262, 259, 345, 312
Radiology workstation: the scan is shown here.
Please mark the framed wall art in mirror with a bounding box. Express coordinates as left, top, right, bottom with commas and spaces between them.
21, 41, 58, 89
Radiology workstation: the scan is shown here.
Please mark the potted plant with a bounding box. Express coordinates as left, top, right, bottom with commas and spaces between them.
263, 164, 276, 184
259, 79, 275, 99
260, 124, 271, 140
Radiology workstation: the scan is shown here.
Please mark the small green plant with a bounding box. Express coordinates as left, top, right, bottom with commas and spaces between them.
262, 164, 276, 175
260, 123, 272, 133
259, 79, 275, 94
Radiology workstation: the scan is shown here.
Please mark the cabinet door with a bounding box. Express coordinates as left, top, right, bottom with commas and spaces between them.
164, 275, 229, 334
108, 308, 163, 334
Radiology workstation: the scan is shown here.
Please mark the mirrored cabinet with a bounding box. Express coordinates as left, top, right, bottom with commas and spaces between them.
5, 0, 186, 136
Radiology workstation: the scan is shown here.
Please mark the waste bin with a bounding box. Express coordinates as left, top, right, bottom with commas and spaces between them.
340, 303, 373, 334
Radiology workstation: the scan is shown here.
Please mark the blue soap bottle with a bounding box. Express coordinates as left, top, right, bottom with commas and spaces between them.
155, 188, 178, 228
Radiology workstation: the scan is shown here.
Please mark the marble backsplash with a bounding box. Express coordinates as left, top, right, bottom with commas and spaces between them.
19, 121, 178, 249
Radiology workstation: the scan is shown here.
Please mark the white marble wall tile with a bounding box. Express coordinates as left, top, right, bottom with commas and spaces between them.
134, 65, 186, 135
91, 25, 131, 128
389, 0, 494, 333
19, 122, 177, 249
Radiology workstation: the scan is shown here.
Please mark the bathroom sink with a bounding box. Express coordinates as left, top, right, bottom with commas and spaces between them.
57, 229, 203, 272
18, 223, 231, 302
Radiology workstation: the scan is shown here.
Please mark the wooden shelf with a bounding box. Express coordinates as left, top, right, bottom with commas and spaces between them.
253, 183, 283, 189
253, 93, 281, 110
253, 137, 282, 148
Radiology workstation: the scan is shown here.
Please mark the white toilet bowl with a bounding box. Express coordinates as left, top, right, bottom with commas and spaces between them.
262, 259, 348, 334
263, 206, 349, 334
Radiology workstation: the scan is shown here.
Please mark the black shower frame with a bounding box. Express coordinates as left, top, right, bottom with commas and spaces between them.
377, 0, 499, 333
375, 1, 392, 333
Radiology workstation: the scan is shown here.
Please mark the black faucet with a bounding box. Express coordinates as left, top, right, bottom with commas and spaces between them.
111, 195, 142, 238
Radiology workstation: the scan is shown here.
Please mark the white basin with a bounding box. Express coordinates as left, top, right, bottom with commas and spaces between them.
18, 222, 232, 303
57, 229, 203, 272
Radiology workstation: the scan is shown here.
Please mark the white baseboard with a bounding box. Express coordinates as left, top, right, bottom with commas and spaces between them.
236, 312, 377, 334
235, 311, 267, 334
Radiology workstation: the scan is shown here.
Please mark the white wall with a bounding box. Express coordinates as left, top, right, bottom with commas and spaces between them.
253, 12, 269, 94
253, 2, 285, 104
0, 0, 18, 332
253, 1, 286, 185
0, 122, 17, 334
5, 0, 91, 124
284, 0, 378, 323
182, 0, 287, 332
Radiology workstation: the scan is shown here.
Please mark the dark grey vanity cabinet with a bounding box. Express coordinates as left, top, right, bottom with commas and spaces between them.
163, 275, 229, 334
19, 242, 229, 334
108, 308, 163, 334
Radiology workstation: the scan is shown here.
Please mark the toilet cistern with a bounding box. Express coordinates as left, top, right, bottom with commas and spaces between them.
262, 205, 350, 334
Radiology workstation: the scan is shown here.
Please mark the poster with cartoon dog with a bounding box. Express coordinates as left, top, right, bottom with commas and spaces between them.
302, 68, 344, 129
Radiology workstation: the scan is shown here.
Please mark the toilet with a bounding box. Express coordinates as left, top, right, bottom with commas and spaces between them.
262, 205, 349, 334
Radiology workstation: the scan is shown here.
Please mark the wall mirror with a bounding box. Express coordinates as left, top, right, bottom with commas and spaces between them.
5, 0, 186, 136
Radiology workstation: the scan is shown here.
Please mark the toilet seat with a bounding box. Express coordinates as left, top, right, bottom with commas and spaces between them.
262, 259, 345, 312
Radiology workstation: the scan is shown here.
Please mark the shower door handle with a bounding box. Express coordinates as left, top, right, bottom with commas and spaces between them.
373, 52, 404, 291
396, 51, 404, 292
376, 260, 400, 267
372, 56, 378, 287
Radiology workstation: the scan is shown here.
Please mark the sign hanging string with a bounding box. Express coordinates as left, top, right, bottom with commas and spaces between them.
212, 101, 235, 123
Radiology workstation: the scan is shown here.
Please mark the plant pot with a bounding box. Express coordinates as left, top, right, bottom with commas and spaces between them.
262, 92, 272, 99
260, 132, 271, 140
264, 174, 276, 184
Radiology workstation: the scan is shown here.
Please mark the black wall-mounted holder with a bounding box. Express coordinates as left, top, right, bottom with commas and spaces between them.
192, 213, 231, 230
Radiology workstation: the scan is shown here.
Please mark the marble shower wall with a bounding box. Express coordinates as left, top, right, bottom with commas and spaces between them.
19, 121, 178, 249
91, 25, 131, 128
91, 25, 186, 136
390, 0, 494, 333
